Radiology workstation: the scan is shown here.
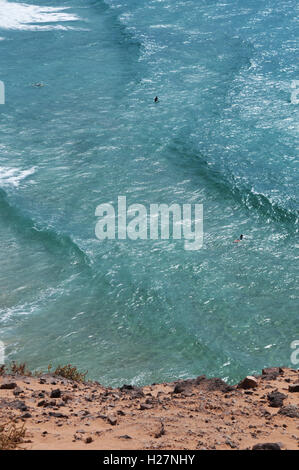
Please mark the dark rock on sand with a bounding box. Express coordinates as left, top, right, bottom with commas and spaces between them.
154, 422, 165, 439
252, 442, 282, 450
50, 389, 61, 398
267, 391, 287, 408
120, 384, 135, 391
37, 400, 49, 407
173, 376, 233, 394
139, 403, 153, 410
237, 376, 258, 390
288, 384, 299, 393
120, 384, 144, 398
107, 414, 118, 426
204, 377, 234, 393
131, 390, 145, 399
12, 400, 28, 411
0, 381, 17, 389
49, 411, 68, 418
262, 367, 284, 376
173, 376, 204, 393
194, 375, 207, 384
261, 367, 284, 381
278, 405, 299, 418
13, 386, 24, 396
226, 439, 238, 449
173, 382, 189, 394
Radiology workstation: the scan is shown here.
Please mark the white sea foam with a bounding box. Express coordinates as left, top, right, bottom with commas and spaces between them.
0, 166, 35, 187
0, 0, 80, 31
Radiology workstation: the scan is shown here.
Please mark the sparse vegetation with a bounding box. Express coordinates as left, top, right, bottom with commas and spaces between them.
0, 361, 87, 382
49, 364, 87, 383
0, 362, 32, 377
10, 362, 32, 376
0, 421, 26, 450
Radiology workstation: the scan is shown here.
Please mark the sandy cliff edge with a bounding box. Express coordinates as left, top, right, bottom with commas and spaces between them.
0, 366, 298, 450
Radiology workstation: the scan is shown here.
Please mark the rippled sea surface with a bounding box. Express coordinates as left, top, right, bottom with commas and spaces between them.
0, 0, 298, 385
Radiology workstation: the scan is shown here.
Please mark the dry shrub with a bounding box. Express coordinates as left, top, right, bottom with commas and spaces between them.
49, 364, 87, 383
10, 362, 32, 376
0, 421, 26, 450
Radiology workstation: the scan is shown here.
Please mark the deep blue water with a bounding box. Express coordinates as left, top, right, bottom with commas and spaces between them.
0, 0, 298, 386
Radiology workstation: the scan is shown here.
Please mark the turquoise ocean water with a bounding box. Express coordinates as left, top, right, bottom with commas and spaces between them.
0, 0, 298, 386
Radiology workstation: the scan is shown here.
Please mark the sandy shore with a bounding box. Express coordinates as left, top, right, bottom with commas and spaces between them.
0, 366, 298, 450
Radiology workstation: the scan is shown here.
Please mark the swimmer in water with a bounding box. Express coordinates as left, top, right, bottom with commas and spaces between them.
154, 96, 159, 103
234, 234, 244, 243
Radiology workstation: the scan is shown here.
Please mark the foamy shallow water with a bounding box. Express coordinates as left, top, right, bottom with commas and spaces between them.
0, 166, 35, 187
0, 0, 80, 31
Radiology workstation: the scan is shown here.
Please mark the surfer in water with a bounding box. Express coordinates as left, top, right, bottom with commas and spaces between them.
154, 96, 159, 103
234, 234, 244, 243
